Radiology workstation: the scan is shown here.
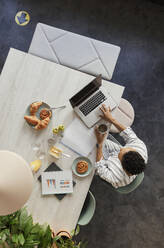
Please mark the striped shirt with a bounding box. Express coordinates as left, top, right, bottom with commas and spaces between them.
95, 127, 148, 188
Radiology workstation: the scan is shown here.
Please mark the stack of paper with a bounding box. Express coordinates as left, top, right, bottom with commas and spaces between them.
61, 117, 97, 156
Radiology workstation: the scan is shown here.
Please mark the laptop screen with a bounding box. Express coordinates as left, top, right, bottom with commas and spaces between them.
69, 75, 102, 108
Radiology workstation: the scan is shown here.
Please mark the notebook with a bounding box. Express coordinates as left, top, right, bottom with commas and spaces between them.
61, 117, 97, 156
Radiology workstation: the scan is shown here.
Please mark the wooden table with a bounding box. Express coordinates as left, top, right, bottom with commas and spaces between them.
0, 48, 124, 233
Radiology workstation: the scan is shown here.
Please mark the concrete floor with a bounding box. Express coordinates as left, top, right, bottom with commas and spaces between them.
0, 0, 164, 247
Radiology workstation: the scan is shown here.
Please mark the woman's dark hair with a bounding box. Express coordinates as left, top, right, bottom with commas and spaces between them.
121, 151, 146, 175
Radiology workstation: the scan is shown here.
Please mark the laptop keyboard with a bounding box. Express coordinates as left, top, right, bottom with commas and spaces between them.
79, 91, 106, 116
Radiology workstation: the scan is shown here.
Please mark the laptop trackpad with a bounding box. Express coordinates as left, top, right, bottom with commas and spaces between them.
86, 108, 102, 127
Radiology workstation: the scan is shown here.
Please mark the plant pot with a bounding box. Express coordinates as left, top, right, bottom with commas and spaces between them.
55, 231, 72, 248
56, 230, 71, 239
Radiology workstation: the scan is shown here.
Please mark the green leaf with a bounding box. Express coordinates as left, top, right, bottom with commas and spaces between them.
71, 225, 80, 236
12, 234, 19, 244
24, 216, 33, 237
0, 233, 6, 242
54, 235, 61, 241
2, 229, 10, 236
18, 233, 25, 246
11, 224, 19, 234
31, 223, 41, 234
0, 223, 7, 229
27, 233, 39, 241
38, 225, 52, 248
40, 223, 48, 232
24, 236, 40, 246
0, 229, 10, 243
24, 240, 40, 247
19, 208, 29, 230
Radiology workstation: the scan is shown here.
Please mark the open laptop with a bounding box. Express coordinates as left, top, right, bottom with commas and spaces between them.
69, 75, 117, 128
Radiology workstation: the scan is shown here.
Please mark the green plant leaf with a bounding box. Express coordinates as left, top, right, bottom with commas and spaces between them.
18, 233, 25, 246
54, 235, 61, 241
11, 224, 19, 234
0, 229, 10, 243
71, 225, 80, 236
0, 223, 7, 229
39, 225, 52, 248
19, 208, 29, 230
24, 236, 40, 246
2, 229, 10, 236
12, 234, 19, 244
40, 223, 48, 232
31, 223, 41, 234
24, 216, 33, 238
10, 217, 19, 225
0, 233, 6, 242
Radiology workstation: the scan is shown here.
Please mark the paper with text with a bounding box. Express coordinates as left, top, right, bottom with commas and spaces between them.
41, 171, 73, 195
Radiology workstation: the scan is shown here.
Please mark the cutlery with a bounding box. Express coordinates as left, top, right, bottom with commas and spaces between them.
55, 150, 71, 158
50, 105, 66, 110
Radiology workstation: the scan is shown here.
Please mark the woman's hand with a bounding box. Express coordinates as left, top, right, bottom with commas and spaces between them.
100, 104, 114, 123
95, 126, 106, 145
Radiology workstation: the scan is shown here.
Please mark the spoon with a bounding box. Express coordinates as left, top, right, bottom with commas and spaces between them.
62, 152, 71, 158
52, 149, 71, 158
50, 105, 66, 110
44, 105, 66, 115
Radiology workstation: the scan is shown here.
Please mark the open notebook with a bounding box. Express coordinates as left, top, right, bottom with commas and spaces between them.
61, 117, 97, 156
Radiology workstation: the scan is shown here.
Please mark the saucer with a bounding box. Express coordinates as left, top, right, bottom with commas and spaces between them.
72, 156, 93, 177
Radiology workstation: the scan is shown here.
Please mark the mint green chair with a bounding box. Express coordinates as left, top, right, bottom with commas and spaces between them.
113, 172, 144, 194
78, 191, 96, 226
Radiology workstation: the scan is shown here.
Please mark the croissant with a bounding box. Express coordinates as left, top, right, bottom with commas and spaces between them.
30, 102, 42, 115
24, 115, 39, 126
35, 117, 50, 130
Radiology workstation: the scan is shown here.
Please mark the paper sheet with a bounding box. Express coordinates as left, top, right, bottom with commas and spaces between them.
41, 171, 73, 195
61, 117, 97, 156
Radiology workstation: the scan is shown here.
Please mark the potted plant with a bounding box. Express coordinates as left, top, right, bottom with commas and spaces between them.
54, 226, 87, 248
0, 208, 86, 248
55, 230, 71, 239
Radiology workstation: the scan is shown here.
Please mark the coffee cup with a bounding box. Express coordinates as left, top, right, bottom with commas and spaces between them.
98, 124, 108, 134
